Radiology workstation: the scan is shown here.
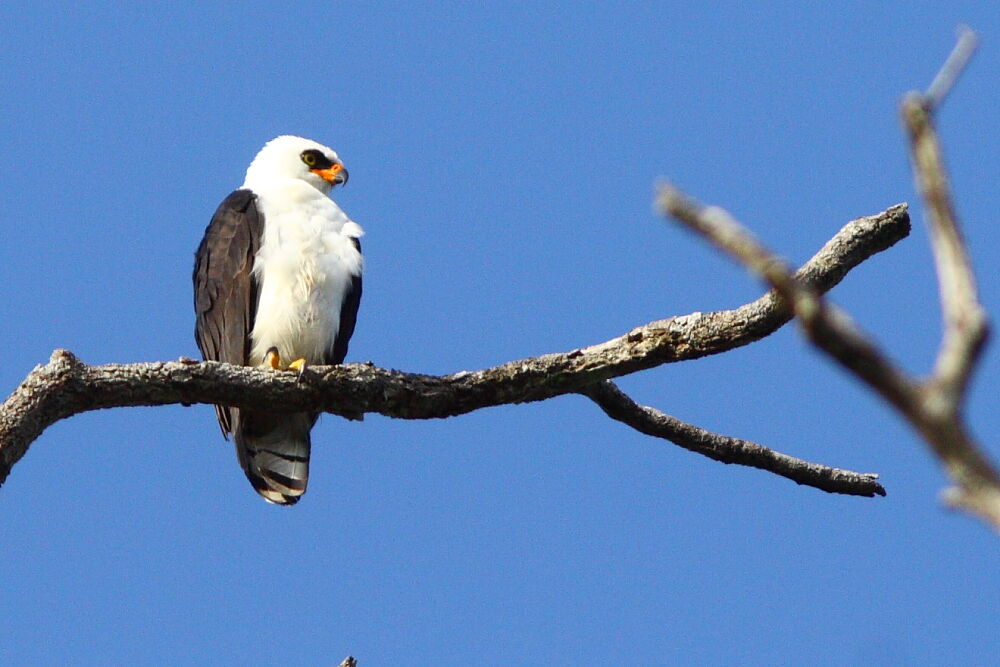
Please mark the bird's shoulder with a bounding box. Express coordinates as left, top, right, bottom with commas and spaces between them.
212, 188, 259, 221
194, 189, 264, 308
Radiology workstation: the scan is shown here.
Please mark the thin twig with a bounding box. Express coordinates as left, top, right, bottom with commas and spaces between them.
925, 26, 978, 110
582, 380, 885, 496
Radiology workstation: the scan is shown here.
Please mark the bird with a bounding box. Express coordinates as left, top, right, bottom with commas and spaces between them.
193, 135, 363, 504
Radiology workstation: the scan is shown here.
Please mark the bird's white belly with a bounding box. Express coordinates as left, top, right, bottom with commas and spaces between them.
249, 202, 362, 366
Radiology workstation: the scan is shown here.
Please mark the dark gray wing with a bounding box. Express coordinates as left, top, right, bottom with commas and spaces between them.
193, 189, 264, 436
326, 237, 362, 365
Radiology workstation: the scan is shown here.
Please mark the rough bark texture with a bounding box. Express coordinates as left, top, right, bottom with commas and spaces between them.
0, 205, 908, 495
582, 380, 884, 496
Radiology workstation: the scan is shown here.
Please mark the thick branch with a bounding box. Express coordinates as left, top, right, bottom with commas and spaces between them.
0, 205, 909, 491
581, 380, 885, 497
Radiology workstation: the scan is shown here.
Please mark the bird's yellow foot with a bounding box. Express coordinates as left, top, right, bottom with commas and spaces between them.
261, 348, 306, 376
262, 347, 282, 370
288, 357, 309, 381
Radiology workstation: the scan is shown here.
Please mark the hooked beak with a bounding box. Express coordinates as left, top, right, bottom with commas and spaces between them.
311, 162, 349, 186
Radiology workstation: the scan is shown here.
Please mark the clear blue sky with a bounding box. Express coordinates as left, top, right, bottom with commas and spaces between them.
2, 2, 998, 665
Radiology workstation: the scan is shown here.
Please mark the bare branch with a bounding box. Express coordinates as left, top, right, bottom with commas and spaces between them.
0, 205, 908, 491
581, 380, 885, 497
902, 40, 988, 407
925, 26, 978, 110
657, 28, 1000, 532
900, 28, 998, 523
660, 187, 1000, 529
658, 188, 921, 415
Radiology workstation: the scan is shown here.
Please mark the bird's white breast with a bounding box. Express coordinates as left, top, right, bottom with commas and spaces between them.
248, 180, 363, 366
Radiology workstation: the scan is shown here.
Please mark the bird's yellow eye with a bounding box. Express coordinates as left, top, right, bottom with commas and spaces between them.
302, 152, 318, 167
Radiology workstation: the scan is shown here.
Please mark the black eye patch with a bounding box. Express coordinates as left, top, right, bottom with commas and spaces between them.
300, 149, 334, 169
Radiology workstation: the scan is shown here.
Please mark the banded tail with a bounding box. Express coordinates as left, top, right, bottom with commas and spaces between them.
233, 409, 317, 505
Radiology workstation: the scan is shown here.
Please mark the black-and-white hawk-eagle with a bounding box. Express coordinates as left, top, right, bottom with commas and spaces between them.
193, 135, 363, 505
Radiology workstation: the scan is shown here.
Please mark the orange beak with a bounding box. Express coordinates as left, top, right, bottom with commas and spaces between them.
311, 162, 348, 185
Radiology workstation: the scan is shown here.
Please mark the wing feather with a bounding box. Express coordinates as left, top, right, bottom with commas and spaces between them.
327, 237, 363, 365
193, 189, 264, 436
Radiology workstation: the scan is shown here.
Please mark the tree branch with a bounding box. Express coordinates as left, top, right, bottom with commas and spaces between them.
656, 29, 1000, 531
658, 189, 921, 415
900, 28, 999, 523
902, 28, 987, 406
581, 380, 885, 496
0, 205, 908, 493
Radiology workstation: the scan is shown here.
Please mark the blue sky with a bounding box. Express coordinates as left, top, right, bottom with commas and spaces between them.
2, 2, 998, 664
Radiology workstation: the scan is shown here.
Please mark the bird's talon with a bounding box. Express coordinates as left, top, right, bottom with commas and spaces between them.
263, 347, 282, 370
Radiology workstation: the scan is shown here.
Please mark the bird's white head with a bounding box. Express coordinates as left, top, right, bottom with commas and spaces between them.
243, 135, 348, 195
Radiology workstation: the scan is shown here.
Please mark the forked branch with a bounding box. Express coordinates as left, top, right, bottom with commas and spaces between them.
658, 28, 1000, 530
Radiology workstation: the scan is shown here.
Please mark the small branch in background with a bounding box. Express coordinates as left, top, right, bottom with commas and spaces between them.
581, 380, 885, 497
656, 27, 1000, 532
902, 27, 988, 405
900, 27, 998, 522
924, 26, 978, 110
